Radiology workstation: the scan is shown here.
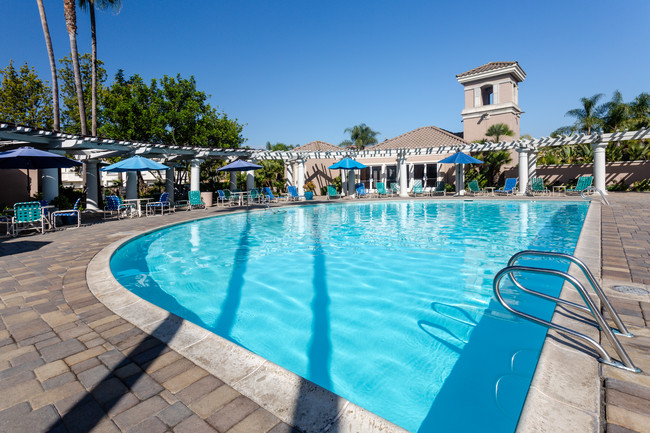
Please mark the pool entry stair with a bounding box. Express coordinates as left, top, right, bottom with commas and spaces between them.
581, 186, 610, 206
493, 250, 640, 372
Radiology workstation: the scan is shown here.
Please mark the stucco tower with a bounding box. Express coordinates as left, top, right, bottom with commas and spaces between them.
456, 62, 526, 143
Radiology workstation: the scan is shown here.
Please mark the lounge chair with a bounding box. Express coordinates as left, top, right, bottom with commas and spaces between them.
355, 183, 372, 198
411, 179, 425, 197
187, 191, 205, 209
467, 180, 485, 196
262, 187, 279, 203
566, 175, 593, 194
11, 201, 46, 236
287, 185, 302, 201
430, 181, 446, 196
376, 182, 390, 198
146, 192, 173, 216
51, 198, 81, 229
390, 183, 400, 196
496, 178, 518, 195
248, 188, 263, 204
529, 177, 550, 196
326, 185, 342, 200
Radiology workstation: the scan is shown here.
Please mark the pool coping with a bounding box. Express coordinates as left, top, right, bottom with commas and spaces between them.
87, 200, 600, 433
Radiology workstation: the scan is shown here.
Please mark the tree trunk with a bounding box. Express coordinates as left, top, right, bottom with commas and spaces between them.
63, 0, 88, 135
36, 0, 60, 131
90, 3, 97, 136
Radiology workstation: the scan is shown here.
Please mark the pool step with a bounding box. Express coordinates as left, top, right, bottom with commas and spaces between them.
493, 250, 640, 373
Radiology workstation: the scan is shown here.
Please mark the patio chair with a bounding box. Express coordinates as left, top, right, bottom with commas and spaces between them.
355, 183, 372, 198
51, 198, 81, 229
467, 180, 485, 196
176, 190, 206, 210
430, 181, 446, 196
376, 182, 390, 198
496, 178, 518, 195
411, 179, 425, 197
390, 183, 400, 195
248, 188, 263, 204
529, 177, 550, 196
326, 185, 342, 200
104, 196, 135, 219
566, 175, 593, 194
146, 192, 173, 216
287, 185, 302, 201
216, 190, 228, 206
11, 201, 46, 236
262, 187, 279, 203
223, 190, 239, 206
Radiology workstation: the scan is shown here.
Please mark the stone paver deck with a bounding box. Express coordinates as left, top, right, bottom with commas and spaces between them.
0, 193, 649, 432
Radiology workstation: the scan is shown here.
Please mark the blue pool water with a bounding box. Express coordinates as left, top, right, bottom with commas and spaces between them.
110, 200, 589, 432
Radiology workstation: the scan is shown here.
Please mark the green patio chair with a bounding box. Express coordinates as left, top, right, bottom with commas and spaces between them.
390, 182, 400, 195
467, 180, 485, 196
431, 181, 446, 196
11, 201, 46, 236
375, 182, 390, 197
529, 177, 550, 196
326, 185, 342, 200
566, 175, 593, 194
411, 179, 425, 197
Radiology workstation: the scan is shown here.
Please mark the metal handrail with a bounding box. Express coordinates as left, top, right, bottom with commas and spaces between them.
580, 186, 610, 206
508, 250, 632, 337
494, 266, 639, 372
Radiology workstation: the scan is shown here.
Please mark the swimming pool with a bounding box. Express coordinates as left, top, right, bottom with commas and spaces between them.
110, 200, 589, 432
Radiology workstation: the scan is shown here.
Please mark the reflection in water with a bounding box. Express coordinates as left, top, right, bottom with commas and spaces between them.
190, 224, 200, 250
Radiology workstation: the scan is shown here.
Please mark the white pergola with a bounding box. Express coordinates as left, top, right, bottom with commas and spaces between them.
2, 122, 649, 205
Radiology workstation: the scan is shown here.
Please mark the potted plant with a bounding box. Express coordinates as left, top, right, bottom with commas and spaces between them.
303, 182, 316, 200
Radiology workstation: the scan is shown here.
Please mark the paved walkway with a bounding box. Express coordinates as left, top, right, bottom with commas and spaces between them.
0, 194, 648, 433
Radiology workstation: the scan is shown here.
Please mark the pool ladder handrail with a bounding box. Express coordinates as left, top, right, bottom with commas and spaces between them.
580, 186, 610, 206
493, 251, 639, 372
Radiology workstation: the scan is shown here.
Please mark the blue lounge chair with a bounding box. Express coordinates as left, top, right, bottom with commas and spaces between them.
287, 185, 302, 201
496, 178, 518, 195
355, 183, 372, 198
146, 192, 173, 216
52, 198, 81, 229
566, 175, 593, 194
262, 187, 279, 203
431, 181, 446, 196
411, 179, 425, 197
11, 201, 46, 236
326, 185, 341, 200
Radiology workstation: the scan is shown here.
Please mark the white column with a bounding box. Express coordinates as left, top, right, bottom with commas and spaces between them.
85, 159, 99, 211
455, 163, 465, 195
517, 148, 530, 195
246, 161, 256, 190
126, 171, 137, 199
42, 168, 59, 203
369, 167, 374, 191
286, 163, 294, 187
408, 163, 414, 192
528, 149, 538, 180
398, 155, 408, 197
592, 142, 608, 194
190, 159, 202, 191
296, 159, 305, 196
381, 164, 386, 185
348, 169, 356, 196
341, 170, 347, 196
165, 163, 175, 202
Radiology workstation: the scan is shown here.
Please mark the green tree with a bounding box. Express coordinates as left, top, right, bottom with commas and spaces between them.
0, 61, 53, 128
602, 90, 630, 133
485, 123, 514, 142
63, 0, 88, 135
58, 53, 106, 134
565, 93, 606, 135
36, 0, 60, 130
629, 92, 650, 130
466, 149, 512, 186
255, 142, 295, 191
78, 0, 123, 136
342, 123, 380, 150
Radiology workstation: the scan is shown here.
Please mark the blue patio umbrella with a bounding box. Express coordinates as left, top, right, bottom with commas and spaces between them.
217, 159, 263, 172
328, 157, 367, 170
437, 151, 483, 195
100, 155, 170, 172
0, 146, 83, 193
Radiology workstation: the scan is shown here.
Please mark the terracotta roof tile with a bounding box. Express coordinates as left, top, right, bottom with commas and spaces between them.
372, 126, 467, 150
456, 61, 519, 78
293, 141, 341, 152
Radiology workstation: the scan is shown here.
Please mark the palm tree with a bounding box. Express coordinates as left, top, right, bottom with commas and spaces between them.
485, 123, 514, 142
602, 91, 629, 133
36, 0, 60, 130
565, 93, 606, 135
343, 123, 380, 150
63, 0, 88, 135
629, 92, 650, 130
78, 0, 122, 136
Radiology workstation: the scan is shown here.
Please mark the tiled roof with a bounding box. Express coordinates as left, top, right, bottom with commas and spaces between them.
372, 126, 467, 150
456, 61, 519, 78
293, 140, 341, 152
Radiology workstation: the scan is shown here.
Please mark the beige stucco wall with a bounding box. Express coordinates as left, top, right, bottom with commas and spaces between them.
0, 169, 39, 206
502, 160, 650, 186
463, 111, 520, 143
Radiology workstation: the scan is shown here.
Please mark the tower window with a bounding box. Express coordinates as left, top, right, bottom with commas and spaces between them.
481, 85, 493, 105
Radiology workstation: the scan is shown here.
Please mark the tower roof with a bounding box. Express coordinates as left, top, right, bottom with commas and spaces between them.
456, 61, 526, 83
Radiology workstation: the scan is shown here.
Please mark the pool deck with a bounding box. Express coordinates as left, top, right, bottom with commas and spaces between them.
0, 193, 648, 433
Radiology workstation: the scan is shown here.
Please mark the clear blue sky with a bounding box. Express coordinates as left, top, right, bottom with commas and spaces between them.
1, 0, 649, 149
